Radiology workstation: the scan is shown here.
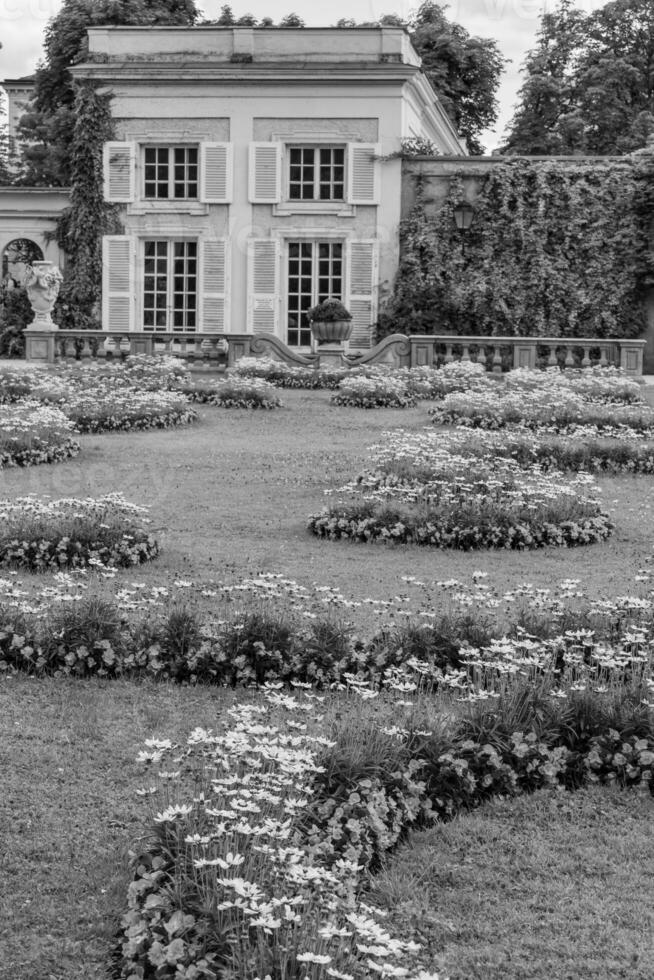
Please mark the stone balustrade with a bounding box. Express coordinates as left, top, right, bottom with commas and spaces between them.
23, 328, 647, 377
406, 335, 646, 376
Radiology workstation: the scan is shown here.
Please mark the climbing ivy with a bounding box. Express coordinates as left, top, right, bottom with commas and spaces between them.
54, 84, 122, 330
379, 155, 653, 340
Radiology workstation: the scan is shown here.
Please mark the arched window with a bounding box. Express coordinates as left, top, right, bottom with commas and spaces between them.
2, 238, 44, 287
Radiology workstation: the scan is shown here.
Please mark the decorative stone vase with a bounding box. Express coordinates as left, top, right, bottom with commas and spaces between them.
310, 318, 353, 345
24, 261, 63, 330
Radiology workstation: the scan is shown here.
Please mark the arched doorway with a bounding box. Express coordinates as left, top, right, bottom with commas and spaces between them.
2, 238, 44, 288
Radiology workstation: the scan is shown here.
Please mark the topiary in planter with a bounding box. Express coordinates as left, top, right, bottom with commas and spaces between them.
308, 298, 353, 344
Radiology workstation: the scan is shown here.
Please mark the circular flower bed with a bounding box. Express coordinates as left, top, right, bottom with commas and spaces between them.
332, 373, 417, 408
184, 376, 283, 408
64, 390, 198, 433
0, 493, 159, 571
429, 388, 654, 435
0, 401, 80, 468
370, 427, 654, 476
309, 452, 613, 550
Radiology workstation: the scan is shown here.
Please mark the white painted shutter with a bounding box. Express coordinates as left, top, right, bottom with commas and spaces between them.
347, 241, 378, 349
347, 143, 381, 205
200, 143, 233, 203
103, 141, 136, 203
102, 236, 135, 331
200, 240, 228, 332
247, 239, 279, 334
248, 142, 282, 203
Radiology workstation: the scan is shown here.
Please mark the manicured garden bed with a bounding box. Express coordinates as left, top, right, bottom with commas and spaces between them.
3, 365, 654, 980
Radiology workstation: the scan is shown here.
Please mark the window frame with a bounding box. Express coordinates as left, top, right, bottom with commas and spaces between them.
141, 237, 199, 333
286, 144, 346, 204
142, 144, 200, 202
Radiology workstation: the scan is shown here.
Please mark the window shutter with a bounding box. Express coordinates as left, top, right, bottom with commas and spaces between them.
248, 143, 282, 203
102, 236, 135, 332
103, 141, 136, 203
247, 239, 279, 334
347, 241, 378, 349
200, 143, 233, 203
200, 240, 228, 332
346, 143, 381, 205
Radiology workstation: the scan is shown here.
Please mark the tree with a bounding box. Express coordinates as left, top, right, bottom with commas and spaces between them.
409, 3, 506, 155
331, 3, 505, 154
18, 0, 199, 185
278, 13, 305, 28
503, 0, 654, 155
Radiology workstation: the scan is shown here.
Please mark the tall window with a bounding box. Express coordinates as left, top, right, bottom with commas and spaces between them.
288, 147, 345, 201
143, 240, 197, 331
287, 241, 343, 347
144, 147, 198, 200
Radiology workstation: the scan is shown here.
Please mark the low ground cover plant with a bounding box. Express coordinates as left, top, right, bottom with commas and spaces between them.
0, 401, 80, 468
0, 493, 158, 571
183, 375, 283, 409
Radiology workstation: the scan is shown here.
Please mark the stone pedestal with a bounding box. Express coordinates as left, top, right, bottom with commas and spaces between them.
24, 330, 57, 363
316, 343, 347, 369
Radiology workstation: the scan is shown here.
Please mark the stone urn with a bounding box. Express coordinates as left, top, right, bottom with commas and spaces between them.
24, 261, 63, 329
308, 298, 353, 348
310, 318, 354, 345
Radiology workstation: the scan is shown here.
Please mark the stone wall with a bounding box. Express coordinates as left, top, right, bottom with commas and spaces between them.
401, 156, 654, 373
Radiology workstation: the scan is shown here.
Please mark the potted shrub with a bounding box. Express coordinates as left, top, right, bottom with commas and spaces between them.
307, 298, 353, 345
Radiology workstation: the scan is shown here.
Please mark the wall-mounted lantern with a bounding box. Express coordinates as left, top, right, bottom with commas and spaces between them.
452, 202, 475, 257
453, 202, 475, 232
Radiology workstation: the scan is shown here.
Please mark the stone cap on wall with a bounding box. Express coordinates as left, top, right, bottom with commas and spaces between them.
84, 25, 420, 66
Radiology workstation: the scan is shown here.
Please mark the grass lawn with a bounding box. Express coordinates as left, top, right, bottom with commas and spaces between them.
2, 387, 654, 980
370, 786, 654, 980
2, 389, 654, 603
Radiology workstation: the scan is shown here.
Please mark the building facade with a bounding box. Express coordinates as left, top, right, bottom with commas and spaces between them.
72, 25, 466, 351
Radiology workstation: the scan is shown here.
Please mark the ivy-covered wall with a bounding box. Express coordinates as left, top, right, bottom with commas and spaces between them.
382, 153, 654, 351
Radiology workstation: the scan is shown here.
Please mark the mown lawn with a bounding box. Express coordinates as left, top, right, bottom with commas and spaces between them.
2, 387, 654, 980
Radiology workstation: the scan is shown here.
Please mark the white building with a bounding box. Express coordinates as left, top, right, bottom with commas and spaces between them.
72, 25, 466, 352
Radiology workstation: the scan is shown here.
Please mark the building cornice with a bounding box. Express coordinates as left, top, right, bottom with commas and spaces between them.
71, 62, 421, 86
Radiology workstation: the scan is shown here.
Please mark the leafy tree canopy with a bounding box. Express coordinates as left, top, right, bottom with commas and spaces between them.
202, 6, 305, 27
337, 3, 505, 154
503, 0, 654, 155
18, 0, 199, 185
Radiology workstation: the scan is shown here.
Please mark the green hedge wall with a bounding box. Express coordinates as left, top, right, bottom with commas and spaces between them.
380, 151, 654, 340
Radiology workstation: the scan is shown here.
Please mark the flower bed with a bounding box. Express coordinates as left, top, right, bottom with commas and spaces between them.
504, 365, 644, 404
332, 373, 417, 408
64, 390, 198, 433
231, 356, 348, 389
0, 493, 158, 571
401, 360, 496, 399
429, 387, 654, 435
370, 427, 654, 476
309, 439, 612, 549
116, 661, 654, 979
184, 376, 283, 409
0, 401, 80, 468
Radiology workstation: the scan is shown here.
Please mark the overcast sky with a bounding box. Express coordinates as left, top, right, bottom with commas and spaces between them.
0, 0, 607, 151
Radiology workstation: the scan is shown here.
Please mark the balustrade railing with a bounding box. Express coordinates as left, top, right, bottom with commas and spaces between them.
23, 328, 647, 377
